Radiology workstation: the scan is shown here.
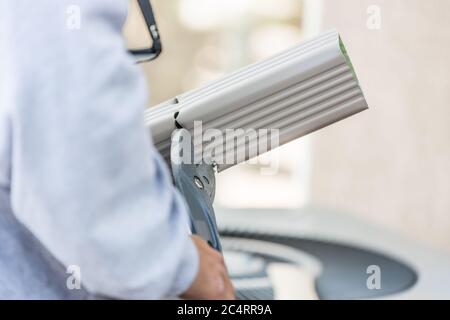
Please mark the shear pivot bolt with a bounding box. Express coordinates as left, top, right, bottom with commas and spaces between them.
194, 176, 204, 189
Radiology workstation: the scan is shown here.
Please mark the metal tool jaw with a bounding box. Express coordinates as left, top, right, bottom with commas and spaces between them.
170, 129, 222, 252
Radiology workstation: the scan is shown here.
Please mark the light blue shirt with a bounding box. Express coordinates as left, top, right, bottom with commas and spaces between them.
0, 0, 198, 299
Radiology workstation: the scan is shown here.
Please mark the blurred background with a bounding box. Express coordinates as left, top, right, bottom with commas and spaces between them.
124, 0, 450, 253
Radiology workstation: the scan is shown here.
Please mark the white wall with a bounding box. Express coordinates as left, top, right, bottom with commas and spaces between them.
308, 0, 450, 251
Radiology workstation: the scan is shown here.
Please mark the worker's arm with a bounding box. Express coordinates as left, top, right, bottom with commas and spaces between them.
1, 0, 213, 299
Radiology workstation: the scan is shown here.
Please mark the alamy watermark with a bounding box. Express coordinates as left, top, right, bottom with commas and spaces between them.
171, 121, 280, 175
366, 265, 381, 290
367, 5, 382, 30
66, 5, 82, 30
66, 265, 82, 290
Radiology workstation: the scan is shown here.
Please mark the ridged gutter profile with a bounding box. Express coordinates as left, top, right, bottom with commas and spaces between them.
144, 30, 368, 171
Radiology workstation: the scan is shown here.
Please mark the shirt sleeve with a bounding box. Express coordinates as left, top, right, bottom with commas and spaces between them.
1, 0, 198, 299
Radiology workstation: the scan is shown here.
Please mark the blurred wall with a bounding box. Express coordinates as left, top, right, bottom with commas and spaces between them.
309, 0, 450, 251
125, 0, 302, 105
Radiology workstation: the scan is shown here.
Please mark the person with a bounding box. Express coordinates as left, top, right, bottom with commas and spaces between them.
0, 0, 234, 299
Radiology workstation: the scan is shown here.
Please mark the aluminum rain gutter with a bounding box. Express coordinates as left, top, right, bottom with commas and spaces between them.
144, 30, 368, 171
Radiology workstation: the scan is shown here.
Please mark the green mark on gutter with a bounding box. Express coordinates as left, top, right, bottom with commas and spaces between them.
339, 36, 359, 84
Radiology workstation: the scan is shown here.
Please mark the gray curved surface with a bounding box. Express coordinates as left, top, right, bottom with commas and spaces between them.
222, 232, 417, 300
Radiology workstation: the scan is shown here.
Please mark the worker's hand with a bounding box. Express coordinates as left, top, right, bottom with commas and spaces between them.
181, 235, 235, 300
